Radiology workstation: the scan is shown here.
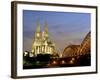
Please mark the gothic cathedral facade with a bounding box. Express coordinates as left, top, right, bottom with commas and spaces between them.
31, 21, 56, 55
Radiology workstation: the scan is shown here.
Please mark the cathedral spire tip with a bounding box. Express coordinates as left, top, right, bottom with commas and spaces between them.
36, 19, 40, 32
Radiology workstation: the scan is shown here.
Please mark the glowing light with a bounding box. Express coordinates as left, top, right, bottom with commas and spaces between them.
52, 60, 57, 64
61, 60, 66, 64
24, 51, 28, 56
31, 21, 57, 55
69, 60, 74, 64
72, 58, 75, 61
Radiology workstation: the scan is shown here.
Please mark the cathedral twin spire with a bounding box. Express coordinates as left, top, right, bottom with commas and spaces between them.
36, 20, 48, 33
35, 20, 49, 40
36, 20, 40, 33
32, 20, 56, 55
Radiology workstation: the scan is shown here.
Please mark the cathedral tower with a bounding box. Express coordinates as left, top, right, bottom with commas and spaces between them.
42, 22, 49, 41
35, 20, 41, 39
32, 20, 42, 54
31, 20, 57, 55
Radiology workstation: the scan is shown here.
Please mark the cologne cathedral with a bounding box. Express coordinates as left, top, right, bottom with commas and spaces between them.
31, 21, 57, 55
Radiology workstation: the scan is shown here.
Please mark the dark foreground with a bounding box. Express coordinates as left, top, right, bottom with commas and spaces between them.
23, 54, 91, 69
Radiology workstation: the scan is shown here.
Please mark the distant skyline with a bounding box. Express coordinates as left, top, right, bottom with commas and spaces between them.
23, 10, 90, 53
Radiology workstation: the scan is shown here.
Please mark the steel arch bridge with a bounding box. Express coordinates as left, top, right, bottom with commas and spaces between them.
62, 32, 91, 57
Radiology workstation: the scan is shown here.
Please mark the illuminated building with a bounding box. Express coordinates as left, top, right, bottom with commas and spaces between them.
31, 21, 57, 55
